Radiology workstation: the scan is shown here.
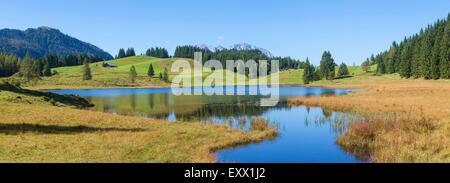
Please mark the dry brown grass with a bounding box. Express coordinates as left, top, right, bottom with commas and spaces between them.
289, 77, 450, 162
0, 91, 276, 163
250, 117, 270, 131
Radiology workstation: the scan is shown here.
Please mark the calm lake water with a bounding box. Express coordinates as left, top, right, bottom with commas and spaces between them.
47, 85, 364, 163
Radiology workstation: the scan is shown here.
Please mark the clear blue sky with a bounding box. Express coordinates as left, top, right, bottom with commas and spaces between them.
1, 0, 449, 65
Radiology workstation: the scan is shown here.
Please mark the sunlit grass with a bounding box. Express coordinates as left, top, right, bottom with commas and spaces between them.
0, 83, 277, 162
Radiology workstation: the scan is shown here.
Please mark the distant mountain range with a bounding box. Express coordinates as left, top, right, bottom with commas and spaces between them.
0, 26, 113, 60
196, 43, 273, 57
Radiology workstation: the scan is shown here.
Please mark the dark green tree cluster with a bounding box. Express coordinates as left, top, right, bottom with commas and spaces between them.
148, 64, 155, 78
372, 14, 450, 79
60, 53, 104, 67
337, 63, 350, 78
0, 52, 104, 79
174, 45, 304, 71
302, 58, 320, 84
16, 53, 56, 80
0, 53, 20, 77
173, 45, 205, 58
18, 54, 38, 80
117, 48, 136, 59
319, 51, 336, 80
146, 47, 169, 58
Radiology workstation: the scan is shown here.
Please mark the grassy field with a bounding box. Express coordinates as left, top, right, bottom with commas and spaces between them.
21, 56, 183, 89
289, 74, 450, 162
8, 56, 309, 89
0, 82, 276, 162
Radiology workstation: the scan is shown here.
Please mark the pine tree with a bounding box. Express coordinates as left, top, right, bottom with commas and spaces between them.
19, 53, 35, 80
386, 42, 398, 74
82, 59, 92, 80
303, 58, 313, 84
421, 30, 433, 79
431, 25, 443, 80
159, 72, 163, 80
126, 48, 136, 57
411, 35, 422, 78
162, 68, 169, 82
400, 42, 413, 78
118, 48, 126, 58
129, 65, 137, 83
319, 51, 336, 80
441, 16, 450, 79
337, 63, 349, 77
148, 64, 155, 78
376, 54, 386, 74
31, 59, 43, 76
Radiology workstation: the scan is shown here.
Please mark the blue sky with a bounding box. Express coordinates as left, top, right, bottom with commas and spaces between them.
0, 0, 449, 65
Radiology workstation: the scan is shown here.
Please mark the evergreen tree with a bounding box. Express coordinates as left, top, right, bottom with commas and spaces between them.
82, 59, 92, 80
118, 48, 126, 59
129, 65, 137, 83
400, 42, 413, 78
319, 51, 336, 80
0, 53, 19, 77
337, 63, 349, 77
302, 58, 313, 84
431, 25, 443, 80
31, 59, 44, 76
441, 15, 450, 79
162, 68, 169, 82
411, 35, 422, 78
148, 64, 155, 78
376, 54, 386, 74
159, 72, 163, 80
386, 42, 398, 74
421, 30, 433, 79
146, 47, 169, 58
126, 48, 136, 57
18, 53, 36, 80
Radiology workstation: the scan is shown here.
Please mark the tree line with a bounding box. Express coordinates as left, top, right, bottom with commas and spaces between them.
0, 53, 20, 77
117, 48, 136, 59
0, 52, 104, 79
173, 45, 305, 71
303, 51, 350, 84
146, 47, 169, 58
370, 14, 450, 79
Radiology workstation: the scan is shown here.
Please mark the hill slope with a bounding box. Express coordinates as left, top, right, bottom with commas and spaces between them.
12, 56, 308, 89
0, 26, 113, 59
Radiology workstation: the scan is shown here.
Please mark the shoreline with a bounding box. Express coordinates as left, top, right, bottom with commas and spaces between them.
288, 79, 450, 162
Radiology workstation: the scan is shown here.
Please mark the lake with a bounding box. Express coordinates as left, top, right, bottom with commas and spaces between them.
47, 86, 365, 163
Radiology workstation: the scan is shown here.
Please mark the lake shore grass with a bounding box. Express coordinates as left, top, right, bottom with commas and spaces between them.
288, 74, 450, 162
0, 83, 277, 163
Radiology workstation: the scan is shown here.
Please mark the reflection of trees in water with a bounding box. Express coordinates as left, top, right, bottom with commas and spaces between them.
172, 100, 290, 121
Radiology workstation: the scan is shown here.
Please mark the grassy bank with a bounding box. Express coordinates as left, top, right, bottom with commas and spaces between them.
289, 74, 450, 162
0, 82, 277, 162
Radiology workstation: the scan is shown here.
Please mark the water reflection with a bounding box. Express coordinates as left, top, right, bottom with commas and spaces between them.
47, 86, 363, 162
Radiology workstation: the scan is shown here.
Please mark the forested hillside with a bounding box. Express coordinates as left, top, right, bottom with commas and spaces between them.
0, 26, 113, 60
372, 14, 450, 79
